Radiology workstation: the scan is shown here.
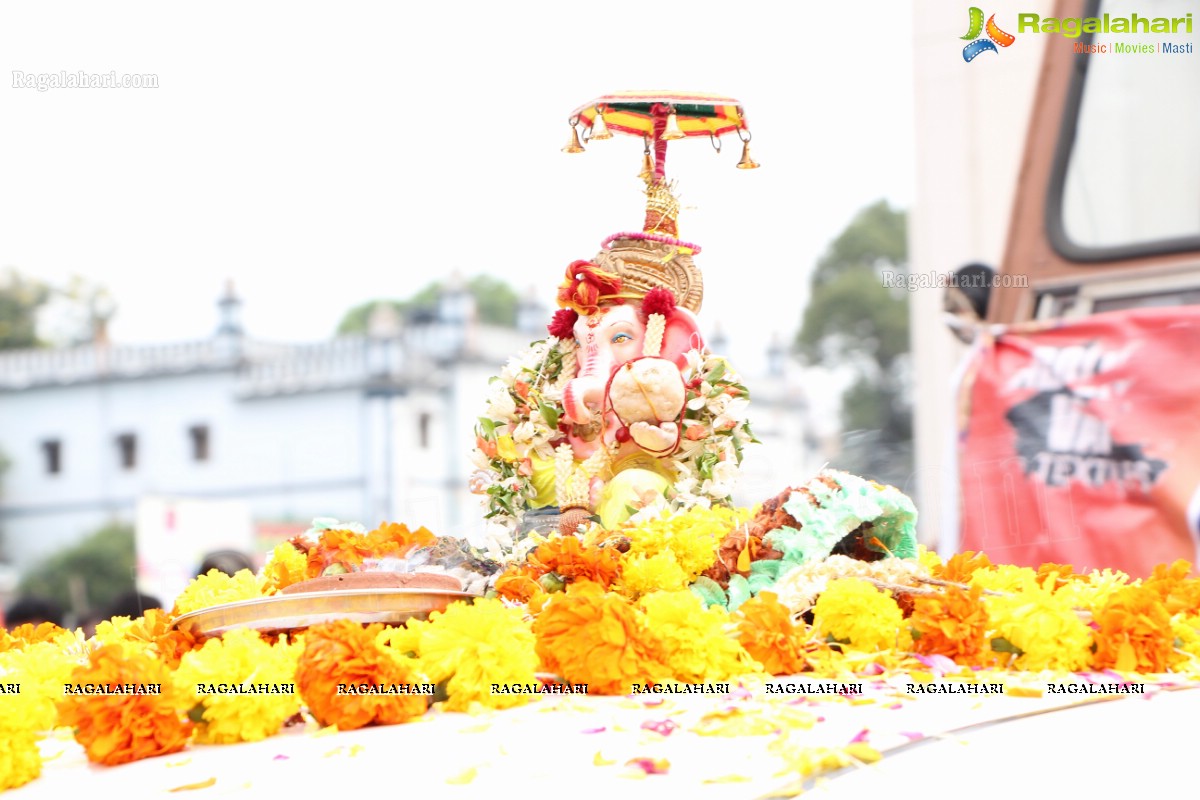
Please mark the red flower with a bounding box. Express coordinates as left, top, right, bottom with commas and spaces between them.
548, 308, 579, 339
556, 261, 623, 316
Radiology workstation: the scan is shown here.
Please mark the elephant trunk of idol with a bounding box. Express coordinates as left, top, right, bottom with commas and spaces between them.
562, 340, 614, 425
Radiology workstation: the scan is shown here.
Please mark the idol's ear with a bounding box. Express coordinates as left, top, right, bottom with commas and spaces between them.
660, 308, 704, 370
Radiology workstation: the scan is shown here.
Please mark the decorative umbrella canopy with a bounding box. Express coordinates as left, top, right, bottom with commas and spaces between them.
561, 90, 759, 251
563, 90, 759, 175
570, 91, 747, 139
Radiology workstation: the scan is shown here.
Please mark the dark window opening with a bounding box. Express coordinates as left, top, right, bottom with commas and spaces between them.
189, 425, 210, 462
418, 413, 431, 449
116, 433, 137, 470
42, 440, 62, 475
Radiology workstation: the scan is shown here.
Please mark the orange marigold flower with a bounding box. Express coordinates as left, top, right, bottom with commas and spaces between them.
734, 592, 809, 675
1035, 562, 1078, 592
529, 536, 622, 589
57, 644, 193, 766
1091, 585, 1174, 673
532, 581, 667, 694
1145, 560, 1200, 616
910, 585, 993, 667
118, 608, 199, 668
370, 521, 437, 553
0, 622, 67, 651
305, 523, 436, 576
494, 566, 546, 605
295, 620, 428, 729
935, 551, 991, 584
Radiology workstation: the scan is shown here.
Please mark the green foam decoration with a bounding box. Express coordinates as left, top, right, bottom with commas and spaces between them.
690, 576, 728, 609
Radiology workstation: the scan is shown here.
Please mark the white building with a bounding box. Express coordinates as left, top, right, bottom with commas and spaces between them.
0, 285, 819, 580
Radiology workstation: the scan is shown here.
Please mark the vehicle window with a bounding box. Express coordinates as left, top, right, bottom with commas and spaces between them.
1054, 0, 1200, 258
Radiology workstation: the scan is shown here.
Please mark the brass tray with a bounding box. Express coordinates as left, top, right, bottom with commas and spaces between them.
172, 588, 478, 638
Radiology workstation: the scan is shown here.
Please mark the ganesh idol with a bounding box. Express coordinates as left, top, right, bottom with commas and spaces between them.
470, 182, 755, 545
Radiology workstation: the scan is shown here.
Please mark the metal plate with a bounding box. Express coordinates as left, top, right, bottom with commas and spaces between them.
171, 588, 478, 638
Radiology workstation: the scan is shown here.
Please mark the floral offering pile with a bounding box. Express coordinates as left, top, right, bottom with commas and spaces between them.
5, 503, 1200, 793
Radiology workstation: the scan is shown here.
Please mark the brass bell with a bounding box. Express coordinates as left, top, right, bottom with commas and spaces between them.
638, 150, 654, 181
561, 125, 585, 154
661, 110, 685, 140
590, 108, 612, 140
736, 140, 760, 169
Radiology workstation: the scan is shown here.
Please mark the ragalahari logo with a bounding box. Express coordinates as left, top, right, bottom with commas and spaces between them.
962, 7, 1016, 61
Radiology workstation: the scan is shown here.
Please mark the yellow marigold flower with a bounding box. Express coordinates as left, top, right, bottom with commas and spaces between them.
638, 590, 761, 683
0, 629, 88, 731
173, 629, 302, 744
916, 544, 943, 573
259, 542, 310, 593
970, 564, 1039, 594
173, 569, 263, 616
985, 587, 1092, 671
1171, 614, 1200, 667
0, 687, 42, 790
616, 552, 691, 600
1055, 568, 1134, 613
625, 506, 747, 580
397, 598, 538, 711
812, 578, 904, 652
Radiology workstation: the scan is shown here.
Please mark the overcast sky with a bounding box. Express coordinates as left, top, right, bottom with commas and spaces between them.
0, 1, 914, 376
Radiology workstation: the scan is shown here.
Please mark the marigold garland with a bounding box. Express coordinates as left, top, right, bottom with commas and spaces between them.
382, 598, 539, 711
259, 541, 310, 593
528, 535, 622, 589
1091, 585, 1174, 673
92, 608, 199, 668
935, 550, 991, 583
811, 578, 905, 652
57, 643, 194, 766
173, 628, 302, 743
638, 590, 760, 683
0, 625, 88, 731
0, 687, 42, 791
304, 522, 436, 576
733, 592, 809, 675
295, 620, 428, 730
909, 584, 993, 667
617, 552, 691, 599
533, 580, 669, 694
986, 587, 1092, 671
173, 568, 264, 617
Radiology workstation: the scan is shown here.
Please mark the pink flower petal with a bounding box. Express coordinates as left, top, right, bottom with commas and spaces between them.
625, 758, 670, 775
849, 728, 870, 744
899, 731, 924, 741
913, 654, 957, 675
581, 726, 607, 734
640, 719, 680, 737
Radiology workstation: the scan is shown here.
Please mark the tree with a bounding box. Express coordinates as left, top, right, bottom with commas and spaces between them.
337, 275, 520, 335
0, 268, 51, 349
795, 200, 911, 485
17, 522, 137, 620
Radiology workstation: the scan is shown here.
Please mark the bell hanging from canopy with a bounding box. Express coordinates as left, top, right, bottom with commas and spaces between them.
660, 109, 685, 141
590, 108, 613, 140
561, 124, 585, 154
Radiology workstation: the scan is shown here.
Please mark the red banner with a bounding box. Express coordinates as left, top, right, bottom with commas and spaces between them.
959, 307, 1200, 577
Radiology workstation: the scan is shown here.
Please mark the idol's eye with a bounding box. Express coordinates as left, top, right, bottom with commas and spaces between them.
611, 332, 633, 344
